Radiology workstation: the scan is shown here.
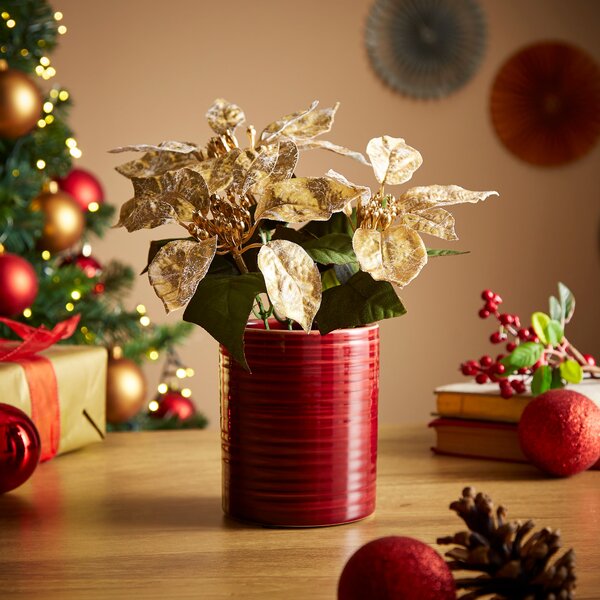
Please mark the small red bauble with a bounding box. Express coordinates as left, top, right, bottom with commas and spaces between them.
518, 389, 600, 477
0, 403, 41, 494
61, 253, 102, 278
0, 253, 38, 316
149, 391, 196, 421
57, 168, 104, 211
338, 536, 456, 600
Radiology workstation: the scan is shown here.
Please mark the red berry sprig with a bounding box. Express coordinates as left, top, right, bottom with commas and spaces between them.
460, 287, 599, 397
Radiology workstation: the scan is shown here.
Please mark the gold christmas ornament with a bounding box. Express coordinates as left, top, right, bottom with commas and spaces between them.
0, 59, 43, 139
106, 350, 148, 423
31, 190, 85, 252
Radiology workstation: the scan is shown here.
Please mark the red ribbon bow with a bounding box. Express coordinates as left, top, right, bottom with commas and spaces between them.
0, 315, 80, 461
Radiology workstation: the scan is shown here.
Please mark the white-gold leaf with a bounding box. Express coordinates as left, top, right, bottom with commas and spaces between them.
270, 139, 299, 181
325, 169, 371, 215
401, 207, 458, 240
148, 238, 217, 313
202, 148, 242, 194
398, 185, 499, 213
366, 136, 422, 185
299, 139, 370, 166
257, 240, 321, 332
116, 197, 177, 232
259, 100, 319, 144
353, 225, 427, 288
206, 98, 245, 135
110, 141, 199, 154
115, 150, 199, 179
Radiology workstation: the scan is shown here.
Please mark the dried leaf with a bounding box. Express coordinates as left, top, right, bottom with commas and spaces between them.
117, 197, 177, 232
110, 141, 199, 154
115, 150, 198, 179
206, 98, 245, 135
201, 148, 242, 194
259, 100, 319, 143
299, 139, 370, 166
148, 238, 217, 312
270, 139, 299, 181
402, 207, 458, 240
398, 185, 498, 213
257, 240, 322, 332
366, 136, 423, 185
353, 225, 427, 288
255, 176, 365, 223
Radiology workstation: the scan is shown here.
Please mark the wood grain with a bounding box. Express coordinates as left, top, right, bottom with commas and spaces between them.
0, 426, 598, 599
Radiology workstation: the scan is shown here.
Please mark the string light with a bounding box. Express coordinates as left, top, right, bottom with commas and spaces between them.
54, 11, 63, 20
148, 400, 160, 412
45, 115, 54, 124
140, 315, 150, 327
36, 159, 46, 169
50, 88, 58, 98
71, 290, 81, 300
20, 49, 29, 57
148, 350, 159, 361
81, 326, 88, 334
185, 368, 195, 377
41, 250, 51, 260
157, 383, 168, 394
23, 308, 32, 318
42, 102, 53, 114
176, 368, 187, 379
6, 19, 15, 28
58, 90, 69, 101
1, 12, 9, 19
11, 169, 19, 177
48, 181, 58, 193
40, 57, 50, 67
181, 388, 192, 398
87, 201, 99, 212
65, 302, 75, 312
37, 119, 46, 128
58, 25, 67, 35
136, 304, 146, 314
82, 243, 92, 257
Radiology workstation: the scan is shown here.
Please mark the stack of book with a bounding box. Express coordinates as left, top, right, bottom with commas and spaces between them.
429, 379, 600, 466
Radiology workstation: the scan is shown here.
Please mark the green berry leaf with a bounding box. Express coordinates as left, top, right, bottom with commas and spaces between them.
549, 295, 562, 322
551, 367, 564, 389
531, 365, 552, 396
502, 342, 545, 368
544, 320, 564, 347
426, 248, 469, 258
531, 312, 550, 345
559, 359, 583, 384
558, 282, 575, 323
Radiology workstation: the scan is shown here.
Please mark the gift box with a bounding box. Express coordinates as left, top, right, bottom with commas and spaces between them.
0, 316, 107, 460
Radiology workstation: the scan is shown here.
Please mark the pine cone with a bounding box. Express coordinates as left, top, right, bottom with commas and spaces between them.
437, 487, 576, 599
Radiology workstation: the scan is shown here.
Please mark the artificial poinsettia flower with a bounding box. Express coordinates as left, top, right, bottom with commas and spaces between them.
352, 136, 498, 287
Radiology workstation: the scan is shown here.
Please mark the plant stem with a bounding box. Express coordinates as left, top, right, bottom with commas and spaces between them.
232, 251, 249, 274
255, 295, 271, 329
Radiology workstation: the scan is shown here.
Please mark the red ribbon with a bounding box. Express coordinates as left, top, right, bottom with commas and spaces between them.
0, 315, 80, 461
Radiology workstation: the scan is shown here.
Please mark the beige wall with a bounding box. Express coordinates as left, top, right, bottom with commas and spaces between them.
52, 0, 600, 427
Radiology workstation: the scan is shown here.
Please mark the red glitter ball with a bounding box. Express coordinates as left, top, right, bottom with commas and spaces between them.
518, 389, 600, 477
338, 536, 456, 600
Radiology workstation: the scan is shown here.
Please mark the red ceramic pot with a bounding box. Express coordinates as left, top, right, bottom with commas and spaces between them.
220, 320, 379, 527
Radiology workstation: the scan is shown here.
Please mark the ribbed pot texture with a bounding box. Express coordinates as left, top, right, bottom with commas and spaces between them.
219, 320, 379, 527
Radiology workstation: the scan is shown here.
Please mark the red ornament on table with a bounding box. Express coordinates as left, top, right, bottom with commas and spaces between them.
0, 253, 38, 316
149, 390, 196, 421
56, 168, 104, 211
518, 389, 600, 477
0, 403, 41, 493
338, 536, 456, 600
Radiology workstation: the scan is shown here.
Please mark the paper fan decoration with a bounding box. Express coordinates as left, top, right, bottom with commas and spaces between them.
365, 0, 487, 99
491, 41, 600, 166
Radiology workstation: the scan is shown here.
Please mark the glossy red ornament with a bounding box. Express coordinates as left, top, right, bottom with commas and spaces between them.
0, 403, 41, 494
149, 391, 196, 421
220, 320, 379, 527
338, 536, 456, 600
61, 253, 102, 278
57, 168, 104, 211
518, 389, 600, 477
0, 253, 38, 316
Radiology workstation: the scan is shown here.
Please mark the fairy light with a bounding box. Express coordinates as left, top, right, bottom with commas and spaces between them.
50, 88, 59, 98
59, 90, 69, 101
87, 201, 99, 212
65, 302, 75, 312
136, 304, 146, 314
20, 49, 29, 57
41, 250, 51, 260
35, 65, 44, 76
40, 57, 50, 67
11, 169, 19, 177
45, 115, 54, 124
71, 290, 81, 300
6, 19, 15, 28
54, 11, 63, 20
140, 315, 150, 327
148, 350, 159, 361
181, 388, 192, 398
23, 308, 32, 318
157, 383, 168, 395
36, 159, 46, 169
58, 25, 67, 34
65, 137, 77, 148
48, 181, 58, 193
176, 368, 187, 379
185, 368, 195, 377
82, 243, 92, 257
37, 119, 46, 128
148, 400, 160, 412
44, 67, 56, 79
81, 326, 88, 334
70, 147, 82, 159
1, 12, 9, 19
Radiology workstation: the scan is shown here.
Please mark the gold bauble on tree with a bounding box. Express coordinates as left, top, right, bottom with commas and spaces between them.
31, 188, 85, 252
106, 348, 148, 424
0, 59, 43, 139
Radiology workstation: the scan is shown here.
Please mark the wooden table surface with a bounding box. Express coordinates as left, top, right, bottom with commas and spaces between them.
0, 426, 598, 599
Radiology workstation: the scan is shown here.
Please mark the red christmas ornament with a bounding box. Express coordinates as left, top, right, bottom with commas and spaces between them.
61, 253, 103, 278
338, 536, 456, 600
0, 403, 41, 494
0, 253, 38, 316
149, 390, 196, 421
519, 389, 600, 477
57, 168, 104, 211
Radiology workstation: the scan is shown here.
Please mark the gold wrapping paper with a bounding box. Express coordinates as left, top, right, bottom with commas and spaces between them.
0, 345, 107, 456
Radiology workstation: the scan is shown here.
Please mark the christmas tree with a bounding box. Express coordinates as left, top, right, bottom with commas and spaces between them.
0, 1, 206, 429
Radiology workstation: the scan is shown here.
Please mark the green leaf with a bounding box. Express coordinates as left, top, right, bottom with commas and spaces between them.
531, 312, 550, 344
551, 367, 564, 389
502, 342, 545, 368
334, 262, 359, 284
549, 295, 562, 322
560, 359, 583, 384
302, 233, 356, 265
531, 365, 552, 396
426, 248, 470, 258
316, 271, 406, 335
558, 282, 575, 323
183, 273, 266, 370
300, 210, 355, 238
321, 268, 341, 291
544, 320, 564, 347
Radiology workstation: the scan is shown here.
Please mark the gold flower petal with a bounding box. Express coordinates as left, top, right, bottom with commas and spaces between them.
242, 144, 279, 195
353, 225, 427, 288
117, 197, 177, 232
205, 98, 245, 135
401, 207, 458, 241
255, 176, 366, 223
115, 150, 198, 179
110, 141, 199, 154
366, 136, 423, 185
257, 240, 322, 332
299, 139, 370, 166
148, 237, 217, 313
202, 148, 242, 194
398, 185, 499, 212
259, 100, 319, 144
270, 139, 299, 181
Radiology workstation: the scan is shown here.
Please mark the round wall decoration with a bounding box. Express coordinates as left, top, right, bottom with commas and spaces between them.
490, 41, 600, 166
365, 0, 487, 100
